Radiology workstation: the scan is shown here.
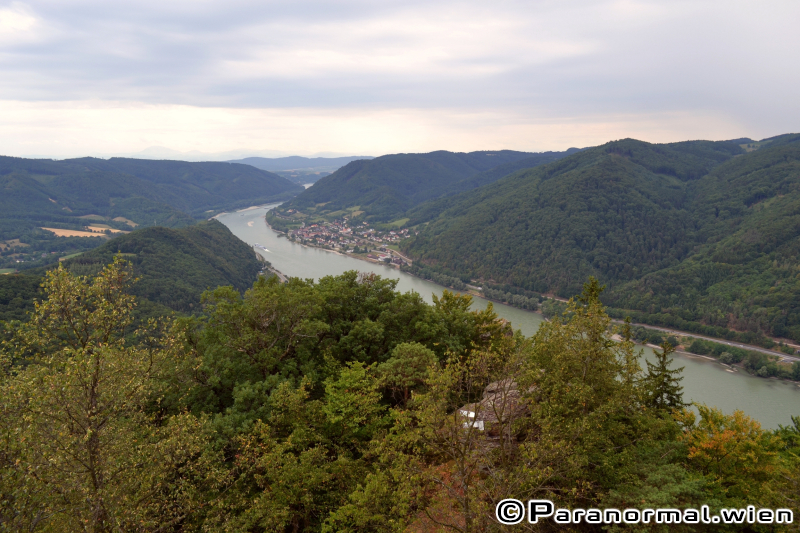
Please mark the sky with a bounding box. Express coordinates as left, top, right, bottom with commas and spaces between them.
0, 0, 797, 159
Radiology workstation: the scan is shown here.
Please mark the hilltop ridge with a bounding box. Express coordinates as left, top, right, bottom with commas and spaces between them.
278, 148, 578, 222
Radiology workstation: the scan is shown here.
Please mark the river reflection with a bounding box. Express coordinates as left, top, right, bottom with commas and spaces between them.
218, 205, 800, 429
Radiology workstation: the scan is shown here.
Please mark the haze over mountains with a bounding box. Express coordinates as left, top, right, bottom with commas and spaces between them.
228, 155, 375, 185
228, 156, 373, 172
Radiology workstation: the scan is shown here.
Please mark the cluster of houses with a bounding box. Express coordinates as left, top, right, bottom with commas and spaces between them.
366, 252, 407, 266
288, 220, 412, 261
289, 221, 354, 247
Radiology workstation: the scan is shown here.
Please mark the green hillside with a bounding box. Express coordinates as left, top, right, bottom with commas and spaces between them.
0, 156, 302, 270
402, 135, 800, 341
0, 220, 263, 321
278, 149, 577, 222
606, 134, 800, 340
66, 158, 303, 215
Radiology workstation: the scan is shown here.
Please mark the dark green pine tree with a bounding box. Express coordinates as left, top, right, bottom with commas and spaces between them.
643, 341, 686, 411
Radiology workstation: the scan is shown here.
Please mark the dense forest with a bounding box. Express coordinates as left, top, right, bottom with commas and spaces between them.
1, 264, 797, 531
402, 134, 800, 342
279, 149, 579, 222
0, 156, 301, 269
0, 220, 263, 322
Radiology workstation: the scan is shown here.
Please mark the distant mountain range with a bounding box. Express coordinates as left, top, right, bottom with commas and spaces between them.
7, 134, 800, 345
228, 155, 373, 172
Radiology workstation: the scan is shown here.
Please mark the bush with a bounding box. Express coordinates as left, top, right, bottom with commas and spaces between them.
689, 339, 711, 355
666, 336, 679, 347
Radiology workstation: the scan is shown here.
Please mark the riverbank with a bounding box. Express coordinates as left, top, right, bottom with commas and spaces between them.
264, 208, 798, 385
218, 205, 800, 429
267, 207, 799, 369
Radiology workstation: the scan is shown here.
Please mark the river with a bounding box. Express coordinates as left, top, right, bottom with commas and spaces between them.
218, 205, 800, 429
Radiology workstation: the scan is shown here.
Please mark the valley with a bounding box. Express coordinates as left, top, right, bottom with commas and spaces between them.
4, 137, 800, 424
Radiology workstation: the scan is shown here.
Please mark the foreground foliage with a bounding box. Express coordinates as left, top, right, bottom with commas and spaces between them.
1, 265, 797, 531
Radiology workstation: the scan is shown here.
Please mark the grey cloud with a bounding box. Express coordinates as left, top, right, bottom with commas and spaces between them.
0, 0, 798, 135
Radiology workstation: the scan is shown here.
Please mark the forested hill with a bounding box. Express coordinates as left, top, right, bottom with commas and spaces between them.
0, 155, 302, 270
0, 220, 263, 321
279, 149, 578, 221
403, 134, 800, 341
40, 157, 303, 216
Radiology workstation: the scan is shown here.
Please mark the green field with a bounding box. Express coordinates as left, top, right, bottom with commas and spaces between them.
0, 268, 16, 274
388, 217, 410, 228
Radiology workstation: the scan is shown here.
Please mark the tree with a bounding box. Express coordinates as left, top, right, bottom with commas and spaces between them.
376, 342, 437, 406
642, 341, 686, 411
666, 335, 679, 347
515, 277, 648, 510
204, 364, 389, 532
0, 257, 194, 531
676, 405, 787, 508
188, 275, 328, 432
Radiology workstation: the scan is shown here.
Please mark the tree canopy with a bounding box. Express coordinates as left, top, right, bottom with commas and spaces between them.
1, 263, 797, 531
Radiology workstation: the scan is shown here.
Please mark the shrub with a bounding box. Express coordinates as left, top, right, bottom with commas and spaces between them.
689, 339, 711, 355
666, 336, 679, 347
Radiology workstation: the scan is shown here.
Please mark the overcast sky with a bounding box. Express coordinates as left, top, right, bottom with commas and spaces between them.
0, 0, 797, 159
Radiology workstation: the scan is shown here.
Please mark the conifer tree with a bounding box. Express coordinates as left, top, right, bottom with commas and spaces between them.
643, 341, 686, 411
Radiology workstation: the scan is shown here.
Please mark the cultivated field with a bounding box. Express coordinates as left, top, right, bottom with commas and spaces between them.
41, 228, 106, 238
87, 225, 127, 234
112, 217, 138, 227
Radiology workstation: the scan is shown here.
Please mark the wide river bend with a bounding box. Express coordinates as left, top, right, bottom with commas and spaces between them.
218, 205, 800, 429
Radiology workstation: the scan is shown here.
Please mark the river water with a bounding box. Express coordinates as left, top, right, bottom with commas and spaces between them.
218, 205, 800, 429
